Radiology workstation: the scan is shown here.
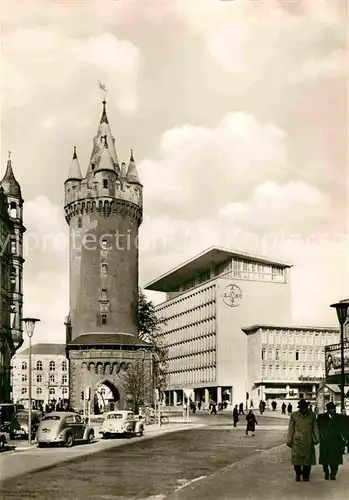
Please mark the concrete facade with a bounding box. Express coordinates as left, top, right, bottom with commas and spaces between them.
64, 100, 151, 412
243, 325, 339, 404
146, 247, 293, 407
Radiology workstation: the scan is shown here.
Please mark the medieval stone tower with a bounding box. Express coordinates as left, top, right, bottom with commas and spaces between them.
64, 100, 152, 412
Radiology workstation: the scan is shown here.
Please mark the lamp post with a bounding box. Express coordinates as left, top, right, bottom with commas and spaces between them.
330, 301, 349, 414
23, 317, 40, 446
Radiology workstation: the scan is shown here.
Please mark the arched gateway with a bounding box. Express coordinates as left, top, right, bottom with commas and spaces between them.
64, 99, 153, 412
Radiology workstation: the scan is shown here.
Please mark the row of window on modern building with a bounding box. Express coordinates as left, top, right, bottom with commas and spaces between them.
169, 367, 216, 386
262, 348, 327, 362
159, 304, 216, 331
260, 330, 338, 346
168, 350, 216, 371
161, 320, 216, 344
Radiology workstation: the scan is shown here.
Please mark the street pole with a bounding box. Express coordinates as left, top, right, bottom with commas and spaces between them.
340, 322, 345, 414
28, 335, 32, 446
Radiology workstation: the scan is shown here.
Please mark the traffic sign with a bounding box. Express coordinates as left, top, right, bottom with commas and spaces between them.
183, 388, 194, 399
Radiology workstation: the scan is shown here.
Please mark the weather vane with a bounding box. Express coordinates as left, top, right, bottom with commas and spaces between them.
98, 80, 107, 99
8, 150, 11, 159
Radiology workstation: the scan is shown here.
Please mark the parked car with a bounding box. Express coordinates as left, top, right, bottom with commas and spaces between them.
100, 411, 144, 438
0, 404, 25, 433
0, 432, 6, 451
36, 411, 94, 448
9, 410, 42, 440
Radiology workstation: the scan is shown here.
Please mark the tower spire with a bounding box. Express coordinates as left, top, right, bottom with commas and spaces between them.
100, 99, 108, 124
126, 149, 141, 184
66, 146, 82, 181
0, 152, 22, 199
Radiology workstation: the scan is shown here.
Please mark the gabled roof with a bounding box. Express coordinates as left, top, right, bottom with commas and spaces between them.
18, 343, 66, 356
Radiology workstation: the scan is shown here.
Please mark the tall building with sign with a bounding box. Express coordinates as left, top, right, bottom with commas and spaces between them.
145, 247, 293, 407
0, 155, 25, 403
64, 100, 151, 412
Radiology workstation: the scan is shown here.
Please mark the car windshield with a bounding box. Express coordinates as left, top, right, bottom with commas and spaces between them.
42, 415, 61, 421
107, 414, 124, 420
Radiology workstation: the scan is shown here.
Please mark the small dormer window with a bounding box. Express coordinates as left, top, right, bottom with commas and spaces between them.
103, 179, 108, 189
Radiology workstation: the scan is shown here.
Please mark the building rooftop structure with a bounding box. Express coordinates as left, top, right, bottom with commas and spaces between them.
18, 343, 66, 356
145, 246, 293, 293
242, 324, 339, 334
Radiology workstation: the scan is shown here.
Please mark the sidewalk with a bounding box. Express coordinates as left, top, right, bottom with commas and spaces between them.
0, 421, 203, 482
168, 445, 349, 500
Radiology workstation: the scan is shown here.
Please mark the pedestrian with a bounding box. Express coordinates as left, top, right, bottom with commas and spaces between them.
281, 402, 286, 415
233, 405, 239, 427
286, 399, 319, 482
314, 405, 319, 416
250, 399, 254, 408
197, 401, 201, 411
239, 402, 244, 415
271, 400, 277, 411
211, 403, 217, 415
317, 402, 346, 480
245, 410, 258, 436
287, 403, 293, 415
259, 400, 263, 415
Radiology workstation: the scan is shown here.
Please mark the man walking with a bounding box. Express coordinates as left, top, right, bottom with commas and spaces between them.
245, 410, 258, 436
286, 399, 319, 482
317, 402, 345, 480
239, 402, 244, 415
233, 405, 239, 427
281, 402, 286, 415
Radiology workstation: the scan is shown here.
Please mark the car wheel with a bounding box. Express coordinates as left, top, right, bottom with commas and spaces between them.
138, 428, 144, 437
64, 433, 74, 448
88, 432, 94, 443
0, 437, 5, 451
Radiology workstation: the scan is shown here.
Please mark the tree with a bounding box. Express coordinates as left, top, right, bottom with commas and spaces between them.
138, 289, 168, 395
122, 359, 152, 414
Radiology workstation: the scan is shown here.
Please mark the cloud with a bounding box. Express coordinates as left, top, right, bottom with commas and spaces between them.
2, 27, 142, 114
140, 112, 287, 218
181, 0, 346, 85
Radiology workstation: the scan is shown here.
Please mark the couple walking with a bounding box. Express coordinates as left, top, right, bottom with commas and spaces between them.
287, 399, 346, 482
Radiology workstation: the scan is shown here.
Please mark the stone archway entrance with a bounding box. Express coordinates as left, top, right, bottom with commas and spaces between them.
94, 380, 120, 414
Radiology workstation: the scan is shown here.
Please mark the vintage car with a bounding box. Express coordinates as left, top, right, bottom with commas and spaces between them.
0, 403, 25, 433
36, 411, 95, 448
9, 410, 42, 440
99, 411, 144, 439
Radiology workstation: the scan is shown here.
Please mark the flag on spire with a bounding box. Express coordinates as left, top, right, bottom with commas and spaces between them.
98, 80, 107, 93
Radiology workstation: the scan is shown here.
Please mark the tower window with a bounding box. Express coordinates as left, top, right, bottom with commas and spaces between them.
101, 264, 108, 275
11, 240, 16, 254
103, 179, 108, 189
101, 239, 108, 250
91, 163, 95, 171
101, 315, 107, 325
101, 289, 107, 300
10, 201, 16, 218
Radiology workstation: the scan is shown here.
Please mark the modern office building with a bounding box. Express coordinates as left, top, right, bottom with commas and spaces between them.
0, 154, 25, 403
145, 246, 293, 407
242, 324, 339, 403
11, 343, 69, 408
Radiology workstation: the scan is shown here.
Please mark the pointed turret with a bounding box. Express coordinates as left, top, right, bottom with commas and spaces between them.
87, 100, 119, 176
126, 149, 141, 184
95, 136, 116, 173
0, 153, 22, 199
66, 147, 82, 181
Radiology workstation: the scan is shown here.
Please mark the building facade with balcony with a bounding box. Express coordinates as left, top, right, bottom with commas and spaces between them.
242, 324, 339, 404
145, 247, 293, 407
11, 343, 69, 408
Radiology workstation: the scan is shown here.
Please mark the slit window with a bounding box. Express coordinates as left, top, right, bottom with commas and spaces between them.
101, 264, 108, 276
101, 289, 107, 300
101, 315, 107, 325
103, 179, 108, 189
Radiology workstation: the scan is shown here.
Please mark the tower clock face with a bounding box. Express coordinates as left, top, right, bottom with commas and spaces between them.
222, 284, 243, 307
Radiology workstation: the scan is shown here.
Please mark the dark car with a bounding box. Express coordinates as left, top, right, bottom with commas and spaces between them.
9, 410, 42, 440
0, 404, 25, 433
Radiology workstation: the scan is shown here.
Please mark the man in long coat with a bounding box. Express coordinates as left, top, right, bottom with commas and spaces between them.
317, 402, 345, 480
286, 399, 319, 482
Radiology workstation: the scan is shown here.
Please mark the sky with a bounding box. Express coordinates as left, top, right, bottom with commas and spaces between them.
1, 0, 347, 347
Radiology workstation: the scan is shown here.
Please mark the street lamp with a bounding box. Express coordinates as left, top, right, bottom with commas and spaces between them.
330, 301, 349, 414
23, 317, 40, 446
